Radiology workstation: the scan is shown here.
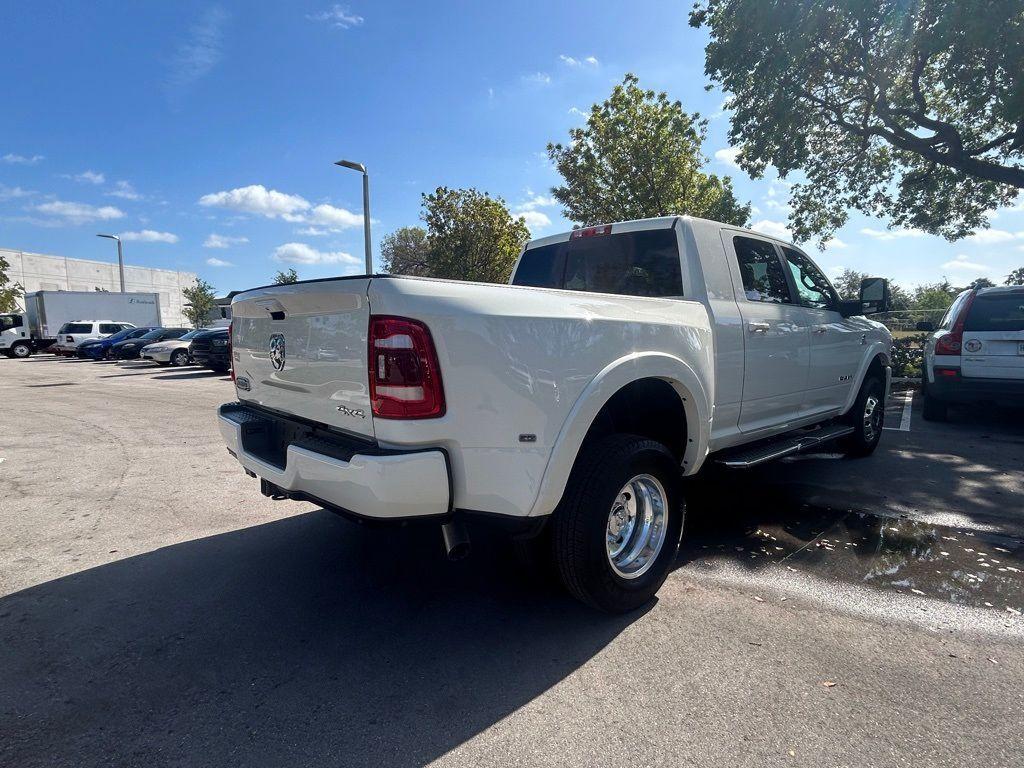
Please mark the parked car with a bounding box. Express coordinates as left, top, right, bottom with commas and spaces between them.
76, 327, 159, 360
109, 327, 190, 360
50, 321, 136, 356
918, 285, 1024, 420
216, 215, 892, 613
140, 328, 208, 366
189, 328, 230, 372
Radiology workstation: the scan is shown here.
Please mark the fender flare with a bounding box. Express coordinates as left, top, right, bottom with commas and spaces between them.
841, 342, 891, 415
528, 351, 712, 517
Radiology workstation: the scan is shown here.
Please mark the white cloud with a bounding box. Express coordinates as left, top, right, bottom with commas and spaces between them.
119, 229, 179, 243
199, 184, 310, 217
295, 226, 331, 236
273, 242, 360, 266
204, 233, 249, 248
0, 184, 33, 200
825, 236, 848, 249
967, 229, 1024, 244
206, 257, 234, 267
167, 6, 228, 101
942, 254, 991, 273
763, 182, 792, 213
74, 170, 105, 185
523, 72, 552, 85
518, 192, 557, 211
714, 147, 741, 170
568, 106, 587, 118
307, 5, 364, 29
559, 54, 599, 68
859, 227, 926, 240
751, 219, 791, 241
710, 98, 729, 120
108, 180, 142, 200
35, 200, 124, 223
517, 210, 552, 232
307, 203, 362, 229
2, 153, 44, 165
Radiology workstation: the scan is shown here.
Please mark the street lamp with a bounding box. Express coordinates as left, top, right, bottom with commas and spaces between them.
334, 158, 373, 274
96, 233, 126, 292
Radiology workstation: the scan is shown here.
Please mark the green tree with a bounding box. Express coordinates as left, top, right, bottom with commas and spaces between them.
691, 0, 1024, 244
1006, 267, 1024, 285
380, 226, 430, 276
546, 74, 751, 227
182, 279, 217, 328
419, 187, 530, 283
0, 252, 24, 313
965, 277, 996, 290
273, 268, 299, 284
912, 280, 959, 311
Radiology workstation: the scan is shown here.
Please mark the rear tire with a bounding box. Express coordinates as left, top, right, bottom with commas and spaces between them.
552, 434, 684, 613
839, 375, 885, 457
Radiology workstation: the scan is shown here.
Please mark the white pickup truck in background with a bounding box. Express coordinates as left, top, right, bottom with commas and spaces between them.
218, 216, 892, 612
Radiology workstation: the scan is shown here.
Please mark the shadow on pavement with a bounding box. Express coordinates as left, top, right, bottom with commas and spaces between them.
0, 512, 637, 768
151, 370, 229, 380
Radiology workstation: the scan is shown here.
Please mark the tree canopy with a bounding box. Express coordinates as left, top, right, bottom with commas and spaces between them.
0, 252, 23, 313
380, 226, 430, 276
691, 0, 1024, 244
415, 187, 530, 283
547, 74, 751, 227
1006, 267, 1024, 285
182, 279, 217, 328
273, 268, 299, 284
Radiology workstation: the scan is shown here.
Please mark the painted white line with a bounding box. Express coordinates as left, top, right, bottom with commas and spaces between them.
884, 390, 913, 432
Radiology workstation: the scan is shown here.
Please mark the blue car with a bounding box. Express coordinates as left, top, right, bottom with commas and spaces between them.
76, 327, 158, 360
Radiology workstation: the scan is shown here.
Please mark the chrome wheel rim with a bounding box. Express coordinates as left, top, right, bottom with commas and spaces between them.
863, 394, 882, 442
13, 345, 29, 358
173, 351, 186, 366
606, 474, 668, 580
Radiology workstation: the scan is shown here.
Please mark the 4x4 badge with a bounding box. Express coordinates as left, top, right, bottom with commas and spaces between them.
269, 333, 286, 371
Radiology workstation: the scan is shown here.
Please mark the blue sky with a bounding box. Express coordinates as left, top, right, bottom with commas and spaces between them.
2, 0, 1023, 295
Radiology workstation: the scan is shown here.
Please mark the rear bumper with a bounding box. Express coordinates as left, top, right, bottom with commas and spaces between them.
218, 403, 451, 520
928, 372, 1024, 404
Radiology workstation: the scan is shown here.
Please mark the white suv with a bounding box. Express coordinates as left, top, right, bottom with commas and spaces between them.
51, 321, 135, 356
919, 286, 1024, 420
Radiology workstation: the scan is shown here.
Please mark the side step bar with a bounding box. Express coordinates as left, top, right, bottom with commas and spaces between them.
716, 424, 855, 468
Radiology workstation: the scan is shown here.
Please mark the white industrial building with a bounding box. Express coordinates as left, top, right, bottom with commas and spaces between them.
1, 247, 198, 327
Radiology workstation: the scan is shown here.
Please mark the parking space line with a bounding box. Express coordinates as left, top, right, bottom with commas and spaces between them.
884, 390, 913, 432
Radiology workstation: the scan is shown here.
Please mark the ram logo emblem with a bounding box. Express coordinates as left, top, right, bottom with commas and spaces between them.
269, 333, 286, 371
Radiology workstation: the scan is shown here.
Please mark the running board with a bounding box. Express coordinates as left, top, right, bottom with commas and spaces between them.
716, 424, 855, 468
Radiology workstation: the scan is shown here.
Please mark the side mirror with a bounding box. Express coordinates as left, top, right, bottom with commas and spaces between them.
915, 321, 935, 332
858, 277, 891, 315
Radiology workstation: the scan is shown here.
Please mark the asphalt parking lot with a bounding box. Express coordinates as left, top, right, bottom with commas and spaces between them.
1, 357, 1022, 768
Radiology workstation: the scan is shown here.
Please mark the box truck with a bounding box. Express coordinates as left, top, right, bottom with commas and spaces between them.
0, 291, 163, 358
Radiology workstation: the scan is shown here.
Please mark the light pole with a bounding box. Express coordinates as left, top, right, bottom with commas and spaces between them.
334, 159, 373, 274
96, 233, 126, 292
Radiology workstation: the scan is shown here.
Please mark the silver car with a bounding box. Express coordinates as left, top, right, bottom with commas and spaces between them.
140, 328, 208, 367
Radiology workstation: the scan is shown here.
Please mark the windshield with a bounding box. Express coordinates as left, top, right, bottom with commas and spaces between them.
180, 329, 203, 340
106, 327, 139, 342
512, 228, 684, 298
138, 329, 166, 340
0, 314, 22, 330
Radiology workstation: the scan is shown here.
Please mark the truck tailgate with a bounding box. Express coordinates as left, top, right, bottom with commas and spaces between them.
231, 279, 375, 439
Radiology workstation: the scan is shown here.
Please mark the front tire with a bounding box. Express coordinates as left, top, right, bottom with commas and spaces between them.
552, 434, 684, 613
171, 349, 190, 367
839, 375, 885, 457
10, 342, 32, 358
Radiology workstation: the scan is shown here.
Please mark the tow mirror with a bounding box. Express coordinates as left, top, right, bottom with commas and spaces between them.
915, 320, 936, 332
858, 277, 890, 315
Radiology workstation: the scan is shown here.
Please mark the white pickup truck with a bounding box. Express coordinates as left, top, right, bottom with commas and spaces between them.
219, 216, 892, 611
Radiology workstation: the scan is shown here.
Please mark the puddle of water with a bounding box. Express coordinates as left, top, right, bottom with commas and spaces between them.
680, 482, 1024, 615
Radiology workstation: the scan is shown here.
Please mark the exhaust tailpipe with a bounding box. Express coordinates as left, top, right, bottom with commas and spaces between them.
441, 519, 470, 561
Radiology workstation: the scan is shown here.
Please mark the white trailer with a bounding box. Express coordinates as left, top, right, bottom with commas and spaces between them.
0, 291, 163, 358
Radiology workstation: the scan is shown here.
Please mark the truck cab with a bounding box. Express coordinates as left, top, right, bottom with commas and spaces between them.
0, 313, 32, 358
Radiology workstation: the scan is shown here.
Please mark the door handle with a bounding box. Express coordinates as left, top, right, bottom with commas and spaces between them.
812, 326, 828, 334
748, 321, 770, 334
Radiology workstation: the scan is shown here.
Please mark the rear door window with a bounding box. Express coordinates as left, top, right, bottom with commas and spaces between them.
733, 236, 793, 304
99, 323, 122, 334
62, 323, 93, 334
512, 229, 683, 298
964, 292, 1024, 332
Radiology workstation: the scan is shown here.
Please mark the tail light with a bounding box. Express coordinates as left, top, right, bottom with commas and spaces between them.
228, 322, 235, 381
934, 291, 977, 356
368, 316, 445, 419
